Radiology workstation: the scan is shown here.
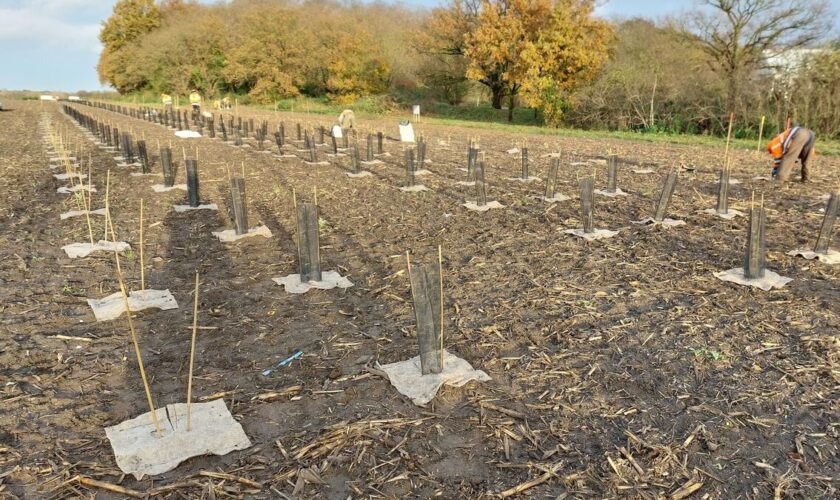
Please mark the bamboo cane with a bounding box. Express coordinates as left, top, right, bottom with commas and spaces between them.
83, 157, 95, 246
139, 199, 145, 294
438, 245, 444, 366
292, 189, 302, 276
102, 170, 111, 241
107, 208, 161, 435
186, 270, 200, 432
313, 188, 320, 274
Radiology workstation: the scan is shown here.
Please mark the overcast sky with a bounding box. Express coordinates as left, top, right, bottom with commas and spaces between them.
1, 0, 838, 91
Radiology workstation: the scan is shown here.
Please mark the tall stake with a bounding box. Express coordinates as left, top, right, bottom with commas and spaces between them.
139, 199, 145, 293
84, 157, 95, 245
292, 189, 301, 277
102, 170, 111, 241
438, 245, 444, 359
186, 270, 200, 432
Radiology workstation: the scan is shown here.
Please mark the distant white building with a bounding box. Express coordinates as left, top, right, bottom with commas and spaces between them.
39, 95, 57, 101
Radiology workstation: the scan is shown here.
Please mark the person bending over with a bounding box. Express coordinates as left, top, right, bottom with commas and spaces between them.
768, 126, 815, 182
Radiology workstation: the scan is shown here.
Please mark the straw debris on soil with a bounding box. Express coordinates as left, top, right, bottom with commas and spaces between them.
0, 100, 837, 498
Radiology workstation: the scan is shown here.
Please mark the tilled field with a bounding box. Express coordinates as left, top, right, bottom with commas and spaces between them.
0, 100, 838, 499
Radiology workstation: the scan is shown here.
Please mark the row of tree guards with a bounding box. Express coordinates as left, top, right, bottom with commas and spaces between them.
84, 100, 398, 163
59, 103, 453, 385
69, 106, 437, 362
69, 116, 151, 174
68, 100, 840, 281
43, 115, 171, 435
50, 106, 354, 460
51, 96, 840, 455
71, 99, 837, 278
101, 102, 381, 172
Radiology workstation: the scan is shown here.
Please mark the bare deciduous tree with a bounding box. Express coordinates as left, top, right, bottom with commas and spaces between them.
682, 0, 831, 113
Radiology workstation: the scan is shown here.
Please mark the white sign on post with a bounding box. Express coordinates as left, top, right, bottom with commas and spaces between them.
412, 105, 420, 117
332, 124, 343, 138
399, 120, 415, 143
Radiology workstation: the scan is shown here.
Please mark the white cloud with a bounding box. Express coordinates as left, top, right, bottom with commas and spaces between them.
14, 0, 109, 11
0, 2, 108, 53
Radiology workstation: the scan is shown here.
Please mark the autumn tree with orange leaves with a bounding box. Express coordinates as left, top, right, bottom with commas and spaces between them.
464, 0, 612, 123
97, 0, 161, 92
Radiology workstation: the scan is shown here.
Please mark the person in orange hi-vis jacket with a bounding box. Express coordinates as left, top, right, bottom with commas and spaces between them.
767, 126, 816, 182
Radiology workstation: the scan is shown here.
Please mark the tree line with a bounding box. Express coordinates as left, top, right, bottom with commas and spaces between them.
98, 0, 840, 139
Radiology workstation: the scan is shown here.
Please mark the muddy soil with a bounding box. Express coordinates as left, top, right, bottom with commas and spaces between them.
0, 100, 837, 499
